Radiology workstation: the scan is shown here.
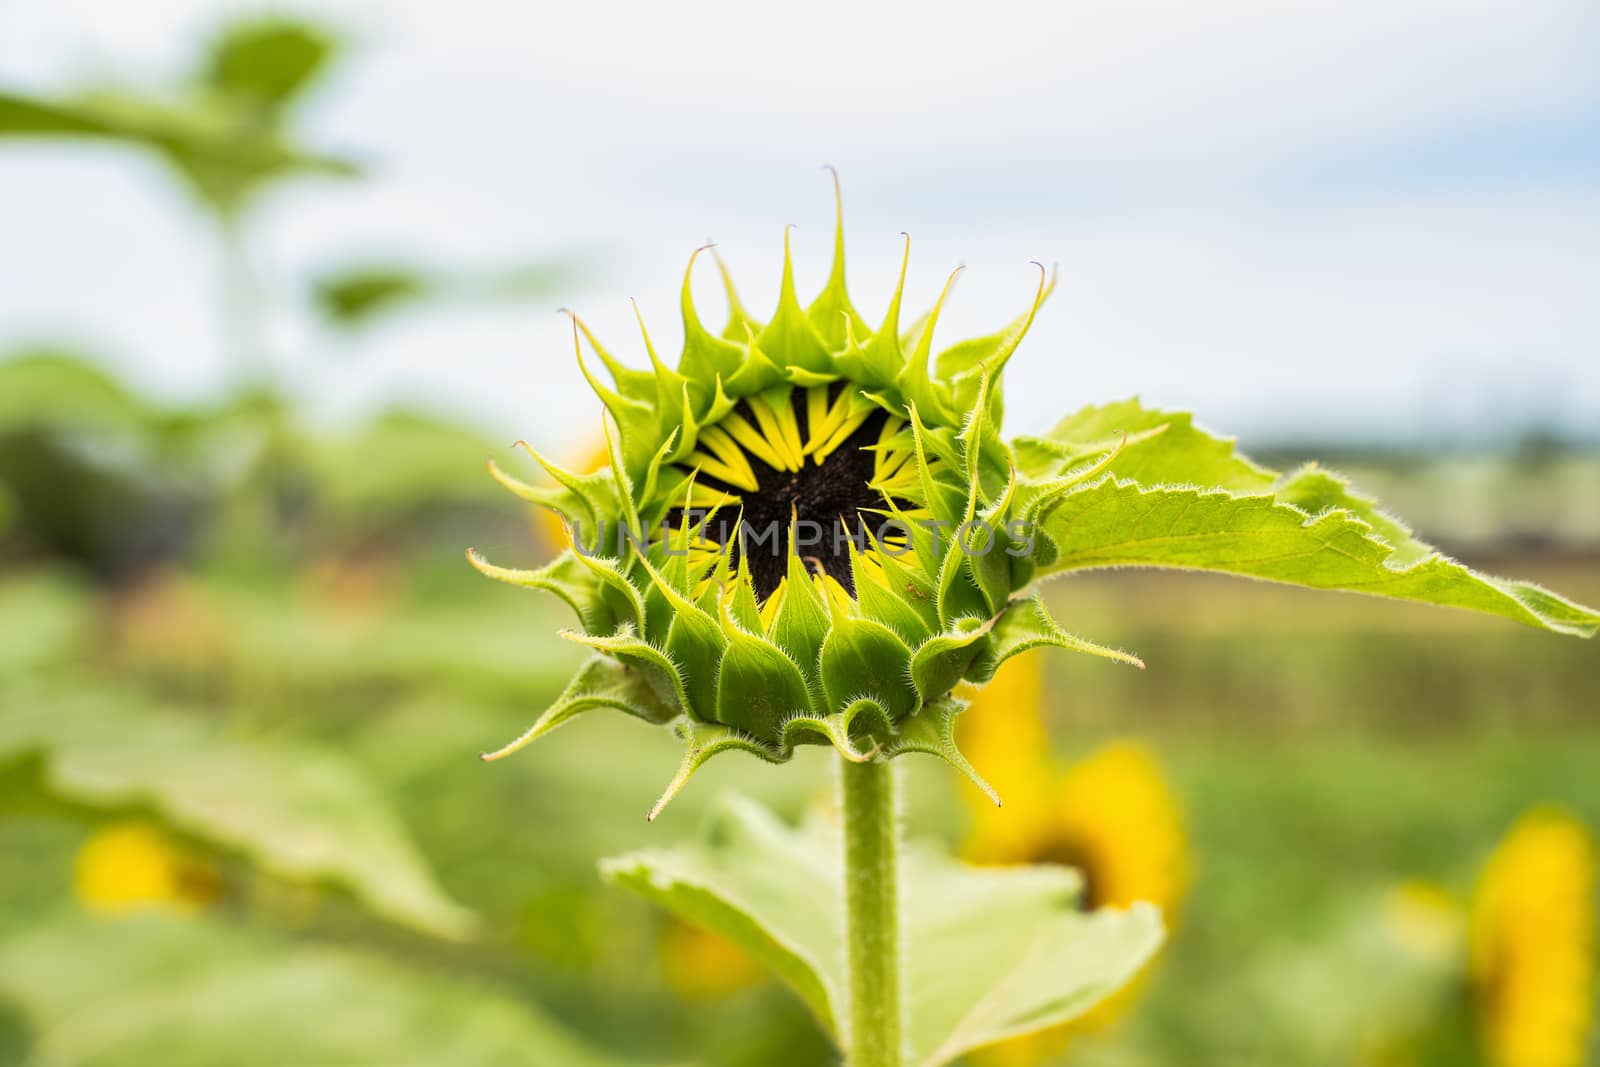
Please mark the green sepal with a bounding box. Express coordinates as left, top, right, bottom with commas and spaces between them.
839, 234, 910, 387
724, 548, 765, 633
484, 456, 592, 532
566, 549, 647, 634
968, 595, 1144, 683
646, 721, 784, 823
572, 312, 657, 406
934, 530, 991, 631
755, 229, 833, 377
768, 551, 831, 693
863, 521, 942, 634
708, 247, 764, 340
910, 615, 998, 705
561, 627, 690, 717
724, 325, 788, 395
896, 269, 960, 425
716, 601, 817, 743
848, 538, 933, 644
678, 246, 747, 385
803, 169, 870, 350
818, 612, 918, 721
937, 263, 1052, 418
905, 404, 966, 524
465, 548, 614, 635
967, 459, 1020, 615
782, 365, 839, 389
480, 654, 679, 763
572, 332, 660, 476
662, 606, 728, 721
778, 707, 877, 761
885, 697, 999, 806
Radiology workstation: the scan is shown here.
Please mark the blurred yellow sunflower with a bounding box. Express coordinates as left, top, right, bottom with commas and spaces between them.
659, 919, 767, 1001
1470, 808, 1596, 1067
958, 651, 1189, 1064
74, 821, 220, 916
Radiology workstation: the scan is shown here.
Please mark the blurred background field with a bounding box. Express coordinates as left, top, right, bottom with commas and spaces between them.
2, 4, 1597, 1066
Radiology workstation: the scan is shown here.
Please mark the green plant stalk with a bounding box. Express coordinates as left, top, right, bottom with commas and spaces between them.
840, 755, 903, 1067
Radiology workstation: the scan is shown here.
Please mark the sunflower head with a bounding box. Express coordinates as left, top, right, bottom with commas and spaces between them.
74, 821, 220, 917
1470, 808, 1596, 1067
470, 177, 1141, 817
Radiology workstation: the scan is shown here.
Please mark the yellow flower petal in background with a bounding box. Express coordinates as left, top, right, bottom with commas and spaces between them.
74, 821, 220, 917
534, 437, 612, 554
1382, 880, 1465, 964
1046, 742, 1190, 915
960, 652, 1189, 914
659, 919, 766, 1002
960, 650, 1190, 1065
1470, 808, 1596, 1067
959, 650, 1056, 856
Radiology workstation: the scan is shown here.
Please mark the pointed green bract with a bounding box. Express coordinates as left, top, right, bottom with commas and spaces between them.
470, 185, 1597, 817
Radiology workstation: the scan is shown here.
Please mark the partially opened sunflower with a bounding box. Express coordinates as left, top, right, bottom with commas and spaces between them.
470, 181, 1597, 818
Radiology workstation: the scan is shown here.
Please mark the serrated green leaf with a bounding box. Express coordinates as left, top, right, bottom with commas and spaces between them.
603, 794, 843, 1032
0, 689, 475, 940
0, 912, 639, 1067
1274, 462, 1433, 566
604, 793, 1163, 1067
1038, 478, 1600, 637
904, 864, 1161, 1066
1019, 397, 1276, 491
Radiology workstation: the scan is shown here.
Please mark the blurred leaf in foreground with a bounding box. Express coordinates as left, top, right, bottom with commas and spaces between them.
0, 912, 643, 1067
604, 793, 1162, 1067
0, 688, 475, 941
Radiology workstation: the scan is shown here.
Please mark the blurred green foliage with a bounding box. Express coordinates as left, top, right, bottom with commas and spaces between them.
2, 13, 1596, 1066
0, 18, 354, 217
2, 342, 1595, 1065
312, 258, 582, 329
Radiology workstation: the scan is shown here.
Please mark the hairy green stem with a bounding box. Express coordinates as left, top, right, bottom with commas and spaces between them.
840, 755, 902, 1067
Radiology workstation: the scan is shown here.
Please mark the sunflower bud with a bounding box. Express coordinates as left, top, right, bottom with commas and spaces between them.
470, 178, 1139, 818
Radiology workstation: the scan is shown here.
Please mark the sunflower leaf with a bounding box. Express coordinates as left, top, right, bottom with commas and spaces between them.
1037, 478, 1600, 637
0, 687, 475, 941
0, 911, 638, 1066
1017, 397, 1276, 491
602, 793, 1163, 1067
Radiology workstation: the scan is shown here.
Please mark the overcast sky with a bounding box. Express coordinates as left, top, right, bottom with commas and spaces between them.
2, 0, 1597, 453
